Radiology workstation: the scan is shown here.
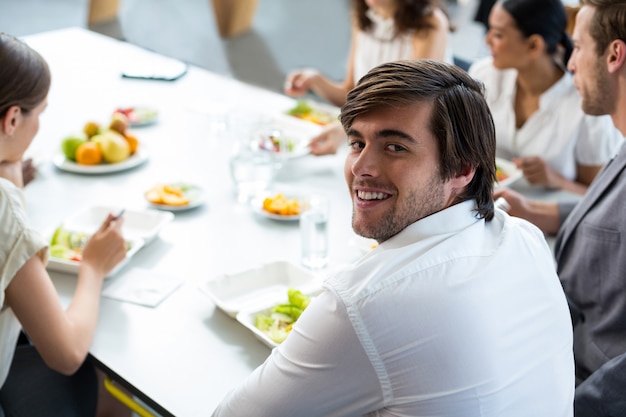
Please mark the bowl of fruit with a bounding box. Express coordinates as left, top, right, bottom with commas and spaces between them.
54, 112, 147, 174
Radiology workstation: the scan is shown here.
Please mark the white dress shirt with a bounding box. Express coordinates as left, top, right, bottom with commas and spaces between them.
213, 201, 574, 417
0, 178, 48, 388
469, 57, 623, 180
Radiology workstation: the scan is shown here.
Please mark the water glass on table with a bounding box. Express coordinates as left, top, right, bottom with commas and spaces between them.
229, 126, 282, 203
300, 195, 330, 270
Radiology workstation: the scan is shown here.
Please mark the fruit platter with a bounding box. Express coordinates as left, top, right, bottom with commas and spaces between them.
144, 183, 206, 211
285, 100, 338, 126
251, 193, 303, 221
54, 111, 147, 174
113, 106, 159, 127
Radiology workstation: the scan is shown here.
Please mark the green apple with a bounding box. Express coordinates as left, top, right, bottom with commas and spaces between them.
91, 130, 130, 163
61, 135, 87, 161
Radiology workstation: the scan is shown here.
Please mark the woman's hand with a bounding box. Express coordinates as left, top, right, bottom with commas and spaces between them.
493, 187, 560, 234
513, 156, 564, 189
493, 187, 529, 218
81, 213, 127, 279
284, 69, 320, 97
22, 158, 36, 186
308, 122, 345, 156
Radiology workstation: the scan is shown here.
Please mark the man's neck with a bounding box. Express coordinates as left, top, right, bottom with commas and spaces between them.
611, 91, 626, 137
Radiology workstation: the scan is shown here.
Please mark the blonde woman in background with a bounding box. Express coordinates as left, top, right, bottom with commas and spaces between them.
286, 0, 454, 156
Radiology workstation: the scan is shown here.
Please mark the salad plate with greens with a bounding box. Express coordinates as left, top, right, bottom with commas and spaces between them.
47, 224, 144, 277
236, 287, 320, 348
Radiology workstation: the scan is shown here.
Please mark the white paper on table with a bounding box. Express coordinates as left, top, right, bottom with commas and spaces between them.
102, 268, 182, 308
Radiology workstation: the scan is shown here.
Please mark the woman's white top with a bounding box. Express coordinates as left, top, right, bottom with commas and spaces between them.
470, 57, 623, 180
0, 178, 48, 387
353, 9, 454, 82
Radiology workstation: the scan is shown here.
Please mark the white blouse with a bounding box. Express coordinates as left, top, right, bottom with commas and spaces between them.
353, 9, 454, 82
0, 178, 48, 388
470, 57, 623, 180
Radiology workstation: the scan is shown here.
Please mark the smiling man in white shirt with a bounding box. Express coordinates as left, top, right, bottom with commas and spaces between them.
212, 59, 574, 417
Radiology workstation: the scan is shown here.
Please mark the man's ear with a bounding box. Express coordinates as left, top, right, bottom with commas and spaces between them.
450, 164, 476, 190
607, 39, 626, 74
1, 106, 21, 136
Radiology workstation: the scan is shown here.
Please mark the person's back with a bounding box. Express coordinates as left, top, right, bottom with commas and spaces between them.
323, 202, 573, 415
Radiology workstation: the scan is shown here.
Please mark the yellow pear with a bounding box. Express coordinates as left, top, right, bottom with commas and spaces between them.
91, 130, 130, 163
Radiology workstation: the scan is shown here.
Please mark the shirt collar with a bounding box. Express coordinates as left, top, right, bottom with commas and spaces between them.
380, 200, 480, 250
365, 9, 396, 41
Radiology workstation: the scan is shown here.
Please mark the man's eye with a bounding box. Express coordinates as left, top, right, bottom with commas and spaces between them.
386, 144, 406, 152
349, 140, 365, 150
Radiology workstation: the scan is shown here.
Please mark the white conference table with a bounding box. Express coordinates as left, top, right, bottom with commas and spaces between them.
22, 27, 359, 416
20, 27, 580, 416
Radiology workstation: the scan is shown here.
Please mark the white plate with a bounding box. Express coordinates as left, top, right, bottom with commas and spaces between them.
53, 147, 148, 175
495, 157, 523, 187
47, 236, 145, 277
284, 99, 340, 127
255, 116, 319, 160
114, 106, 159, 127
146, 184, 206, 212
49, 205, 173, 245
199, 261, 321, 318
250, 194, 303, 222
236, 287, 322, 349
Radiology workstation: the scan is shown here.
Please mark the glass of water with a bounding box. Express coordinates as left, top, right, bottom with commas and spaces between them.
300, 195, 330, 270
229, 125, 282, 203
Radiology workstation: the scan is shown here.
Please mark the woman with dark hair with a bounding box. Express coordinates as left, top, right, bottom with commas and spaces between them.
469, 0, 623, 195
0, 33, 130, 417
284, 0, 453, 108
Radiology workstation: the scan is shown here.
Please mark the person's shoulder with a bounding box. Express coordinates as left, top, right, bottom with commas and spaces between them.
468, 56, 495, 79
428, 7, 451, 31
0, 178, 21, 207
0, 178, 29, 227
497, 209, 548, 247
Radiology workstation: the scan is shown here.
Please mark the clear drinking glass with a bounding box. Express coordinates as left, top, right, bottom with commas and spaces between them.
229, 124, 282, 203
300, 195, 330, 270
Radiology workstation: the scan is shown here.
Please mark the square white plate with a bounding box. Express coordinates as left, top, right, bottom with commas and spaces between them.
57, 205, 173, 244
236, 288, 322, 349
200, 261, 322, 318
283, 99, 340, 127
47, 237, 144, 277
46, 205, 173, 277
495, 157, 523, 187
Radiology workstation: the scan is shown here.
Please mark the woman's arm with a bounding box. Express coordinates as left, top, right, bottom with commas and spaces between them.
5, 214, 126, 375
514, 156, 599, 195
493, 187, 561, 235
576, 163, 603, 187
284, 26, 359, 107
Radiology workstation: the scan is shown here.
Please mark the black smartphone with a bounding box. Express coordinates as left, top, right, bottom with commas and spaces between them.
121, 57, 188, 81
